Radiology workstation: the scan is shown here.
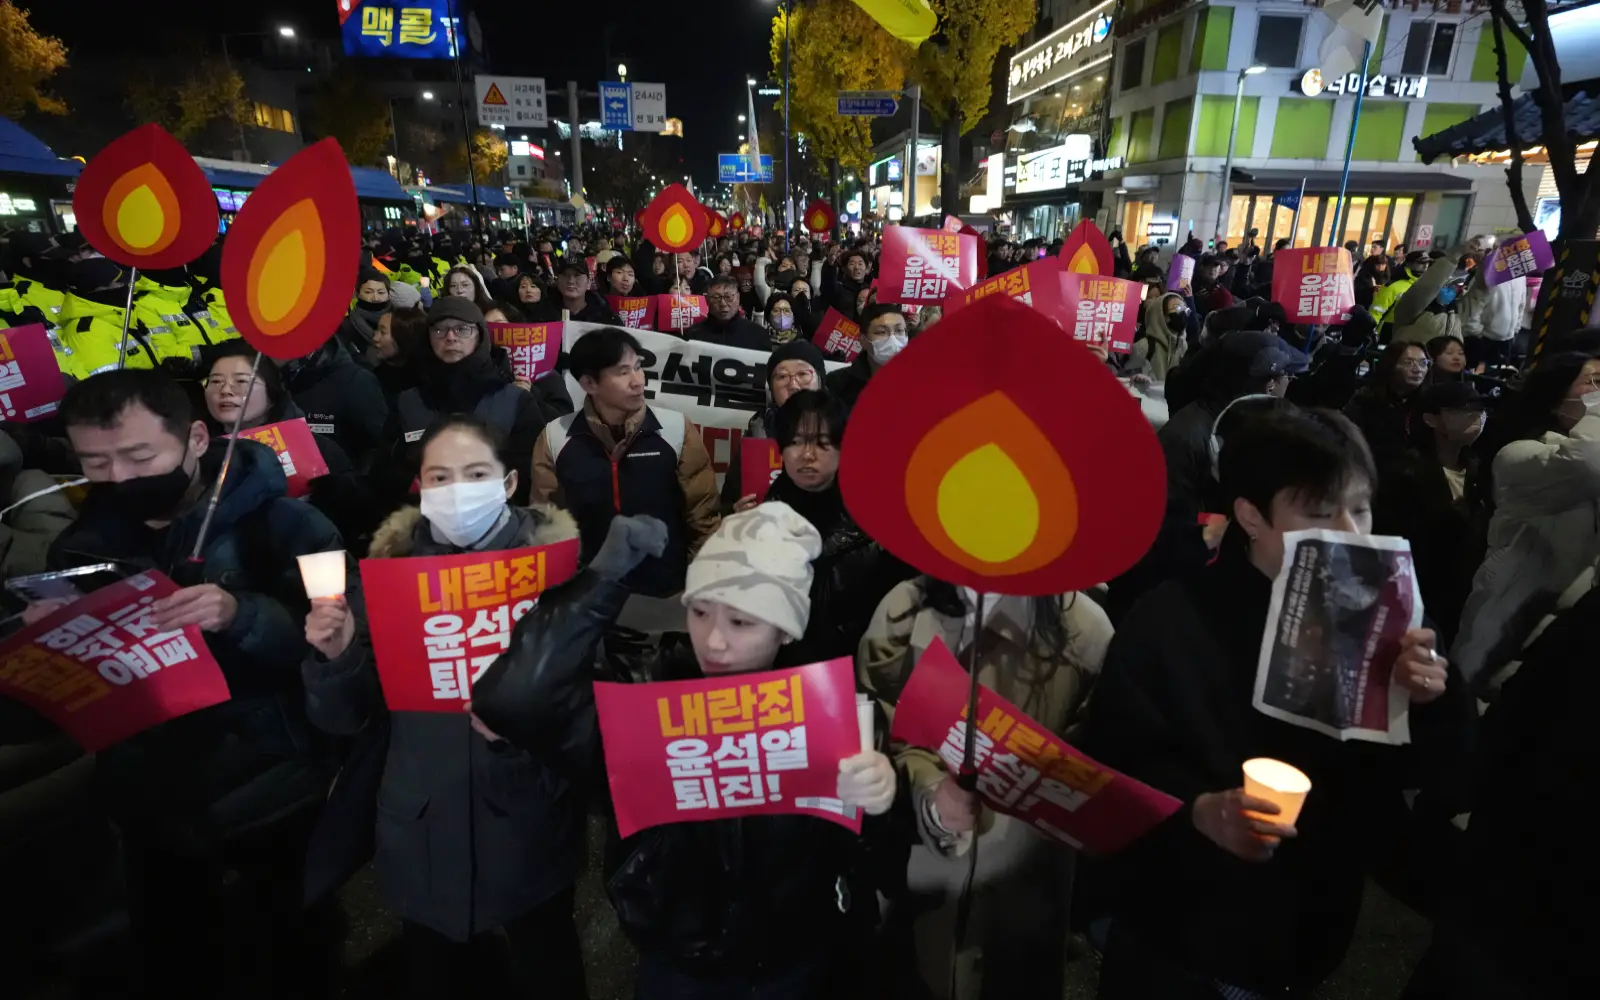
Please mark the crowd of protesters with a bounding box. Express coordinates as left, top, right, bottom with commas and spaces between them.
0, 214, 1595, 1000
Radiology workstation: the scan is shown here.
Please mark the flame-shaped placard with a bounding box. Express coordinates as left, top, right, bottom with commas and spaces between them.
729, 211, 747, 231
639, 184, 708, 254
839, 295, 1165, 595
803, 199, 837, 234
220, 138, 360, 361
1060, 219, 1115, 276
705, 208, 727, 238
72, 124, 219, 270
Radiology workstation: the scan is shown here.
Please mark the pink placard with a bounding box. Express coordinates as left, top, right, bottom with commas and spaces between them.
0, 571, 231, 752
1484, 232, 1554, 287
1271, 247, 1356, 324
608, 295, 656, 328
811, 307, 863, 361
944, 257, 1069, 330
487, 322, 561, 383
234, 418, 329, 499
0, 323, 67, 421
655, 294, 708, 333
740, 436, 782, 500
890, 638, 1181, 854
879, 226, 979, 305
593, 657, 865, 838
1061, 272, 1142, 353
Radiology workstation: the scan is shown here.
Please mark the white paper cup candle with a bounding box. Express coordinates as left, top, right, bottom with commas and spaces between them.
856, 692, 875, 753
1242, 757, 1312, 826
297, 551, 347, 600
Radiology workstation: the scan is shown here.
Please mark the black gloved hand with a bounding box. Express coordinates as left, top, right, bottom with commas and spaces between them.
590, 515, 669, 581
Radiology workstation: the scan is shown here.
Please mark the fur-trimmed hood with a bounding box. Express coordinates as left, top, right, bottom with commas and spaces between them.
369, 501, 580, 559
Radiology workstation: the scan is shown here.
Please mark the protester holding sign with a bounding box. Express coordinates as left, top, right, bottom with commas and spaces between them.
719, 340, 829, 516
41, 368, 350, 996
471, 503, 897, 999
300, 415, 590, 998
1390, 247, 1469, 346
825, 304, 907, 408
1085, 407, 1472, 999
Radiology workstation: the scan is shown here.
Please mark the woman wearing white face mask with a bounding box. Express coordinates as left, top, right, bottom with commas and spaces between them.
1453, 353, 1600, 695
825, 303, 908, 408
300, 414, 601, 999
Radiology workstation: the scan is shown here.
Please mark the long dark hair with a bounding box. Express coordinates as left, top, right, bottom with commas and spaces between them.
201, 341, 290, 429
1469, 352, 1597, 516
1366, 341, 1428, 403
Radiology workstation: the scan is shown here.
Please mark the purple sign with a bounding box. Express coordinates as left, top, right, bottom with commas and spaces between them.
1484, 232, 1554, 287
1166, 254, 1196, 291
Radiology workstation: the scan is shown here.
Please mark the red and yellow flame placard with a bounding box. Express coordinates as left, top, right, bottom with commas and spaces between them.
839, 295, 1166, 595
639, 184, 707, 254
729, 211, 747, 231
220, 138, 360, 361
705, 208, 727, 238
72, 124, 219, 270
803, 199, 836, 234
1060, 219, 1116, 277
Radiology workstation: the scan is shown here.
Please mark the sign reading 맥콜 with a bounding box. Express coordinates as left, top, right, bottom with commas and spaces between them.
1007, 2, 1115, 103
1484, 232, 1555, 287
359, 541, 582, 712
593, 657, 865, 838
488, 322, 560, 383
1272, 247, 1356, 324
891, 639, 1181, 853
475, 75, 547, 128
0, 571, 231, 752
0, 323, 67, 421
812, 308, 863, 361
1062, 272, 1141, 353
233, 419, 329, 499
879, 226, 980, 305
338, 0, 458, 60
740, 437, 782, 500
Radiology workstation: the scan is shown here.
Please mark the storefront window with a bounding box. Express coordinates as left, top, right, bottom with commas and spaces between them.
1007, 74, 1110, 152
1293, 196, 1321, 247
1388, 198, 1413, 249
1123, 200, 1154, 244
1339, 197, 1370, 245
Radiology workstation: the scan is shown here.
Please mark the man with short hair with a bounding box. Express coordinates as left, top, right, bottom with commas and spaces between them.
823, 249, 873, 319
39, 368, 348, 995
683, 275, 771, 351
605, 258, 637, 297
528, 259, 620, 324
826, 303, 907, 407
531, 328, 719, 595
494, 254, 522, 282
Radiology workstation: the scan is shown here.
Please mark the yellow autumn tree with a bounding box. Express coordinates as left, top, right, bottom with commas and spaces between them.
771, 0, 910, 177
0, 0, 68, 117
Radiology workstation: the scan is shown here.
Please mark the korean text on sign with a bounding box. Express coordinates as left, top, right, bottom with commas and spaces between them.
574, 326, 768, 414
880, 227, 978, 306
811, 308, 862, 361
1062, 272, 1140, 353
1484, 231, 1554, 288
0, 572, 231, 752
358, 540, 582, 712
607, 296, 656, 330
234, 418, 329, 499
341, 1, 455, 60
488, 322, 560, 383
1271, 247, 1356, 324
0, 323, 69, 421
655, 294, 708, 332
945, 258, 1070, 332
593, 657, 865, 837
889, 638, 1181, 854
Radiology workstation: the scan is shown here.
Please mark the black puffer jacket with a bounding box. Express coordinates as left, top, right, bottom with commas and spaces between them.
282, 338, 389, 471
470, 571, 885, 975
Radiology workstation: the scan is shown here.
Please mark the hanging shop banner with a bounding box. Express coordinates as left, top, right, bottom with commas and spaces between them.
233, 419, 329, 499
890, 638, 1181, 853
1166, 254, 1196, 292
0, 571, 231, 753
338, 0, 458, 60
0, 323, 67, 421
488, 322, 561, 383
593, 657, 865, 838
1007, 2, 1116, 104
358, 540, 582, 711
1484, 232, 1555, 288
944, 257, 1069, 331
609, 295, 657, 329
1061, 272, 1141, 353
879, 226, 980, 306
654, 294, 708, 333
740, 437, 782, 500
1271, 247, 1356, 324
812, 308, 863, 361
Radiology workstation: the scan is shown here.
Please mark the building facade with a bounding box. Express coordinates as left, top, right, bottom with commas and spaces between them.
1093, 0, 1541, 253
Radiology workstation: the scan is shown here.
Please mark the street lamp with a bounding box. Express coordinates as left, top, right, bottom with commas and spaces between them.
618, 63, 628, 80
1213, 65, 1267, 243
422, 90, 435, 100
278, 25, 296, 37
738, 114, 746, 122
218, 25, 301, 160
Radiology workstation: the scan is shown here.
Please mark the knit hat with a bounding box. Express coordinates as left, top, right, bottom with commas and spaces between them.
681, 502, 822, 640
388, 280, 422, 311
426, 295, 487, 338
766, 340, 827, 388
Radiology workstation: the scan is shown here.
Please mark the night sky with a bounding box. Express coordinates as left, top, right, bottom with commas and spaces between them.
31, 0, 780, 188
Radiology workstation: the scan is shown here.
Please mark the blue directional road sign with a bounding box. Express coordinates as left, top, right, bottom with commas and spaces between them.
836, 90, 900, 116
600, 81, 632, 130
718, 153, 774, 183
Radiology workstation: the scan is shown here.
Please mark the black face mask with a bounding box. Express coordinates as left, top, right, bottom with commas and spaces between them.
92, 460, 195, 522
355, 299, 389, 316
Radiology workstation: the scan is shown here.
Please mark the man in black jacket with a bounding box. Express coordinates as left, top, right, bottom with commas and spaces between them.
528, 259, 621, 324
683, 275, 770, 352
281, 336, 389, 472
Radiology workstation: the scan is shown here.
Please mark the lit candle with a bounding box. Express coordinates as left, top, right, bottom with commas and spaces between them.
296, 551, 347, 601
1241, 757, 1312, 826
857, 692, 875, 753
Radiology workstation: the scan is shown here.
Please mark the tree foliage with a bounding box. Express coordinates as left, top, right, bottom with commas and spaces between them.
126, 59, 249, 144
770, 0, 910, 173
444, 128, 508, 183
911, 0, 1033, 134
306, 69, 394, 167
0, 0, 68, 117
586, 141, 656, 219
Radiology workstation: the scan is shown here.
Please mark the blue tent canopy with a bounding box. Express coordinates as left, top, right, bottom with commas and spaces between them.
0, 117, 80, 177
420, 183, 513, 210
349, 166, 411, 202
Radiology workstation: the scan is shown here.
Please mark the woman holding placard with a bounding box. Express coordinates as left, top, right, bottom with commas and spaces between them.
1084, 406, 1474, 999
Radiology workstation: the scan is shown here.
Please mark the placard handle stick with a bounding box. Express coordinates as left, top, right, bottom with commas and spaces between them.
189, 351, 262, 562
115, 267, 140, 370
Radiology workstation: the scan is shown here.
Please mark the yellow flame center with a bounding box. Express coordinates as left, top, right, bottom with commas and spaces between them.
661, 205, 690, 246
1066, 245, 1099, 275
259, 228, 307, 323
116, 184, 165, 250
935, 443, 1040, 564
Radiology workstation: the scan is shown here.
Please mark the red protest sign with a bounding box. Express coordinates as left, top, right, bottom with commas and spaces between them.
655, 294, 708, 333
0, 323, 67, 421
879, 226, 979, 305
593, 657, 864, 838
740, 436, 781, 500
1272, 247, 1356, 324
891, 638, 1181, 853
358, 540, 582, 712
234, 418, 329, 499
943, 257, 1069, 330
812, 308, 862, 361
0, 571, 231, 752
1061, 272, 1141, 353
608, 295, 656, 329
488, 322, 560, 382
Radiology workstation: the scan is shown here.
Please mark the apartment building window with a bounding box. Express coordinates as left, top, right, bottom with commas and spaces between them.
252, 102, 295, 133
1402, 20, 1457, 75
1253, 16, 1304, 68
1121, 38, 1146, 92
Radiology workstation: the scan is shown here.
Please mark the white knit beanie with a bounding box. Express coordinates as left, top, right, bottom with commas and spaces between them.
388, 280, 423, 311
681, 502, 822, 639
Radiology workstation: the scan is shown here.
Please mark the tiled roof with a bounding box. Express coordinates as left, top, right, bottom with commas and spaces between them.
1414, 90, 1600, 162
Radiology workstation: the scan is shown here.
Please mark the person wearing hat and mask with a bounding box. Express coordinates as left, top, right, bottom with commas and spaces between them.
1368, 250, 1432, 335
469, 503, 899, 1000
333, 269, 392, 364
57, 256, 191, 373
2, 230, 68, 318
720, 340, 829, 515
527, 258, 621, 324
280, 327, 390, 473
1391, 247, 1471, 346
